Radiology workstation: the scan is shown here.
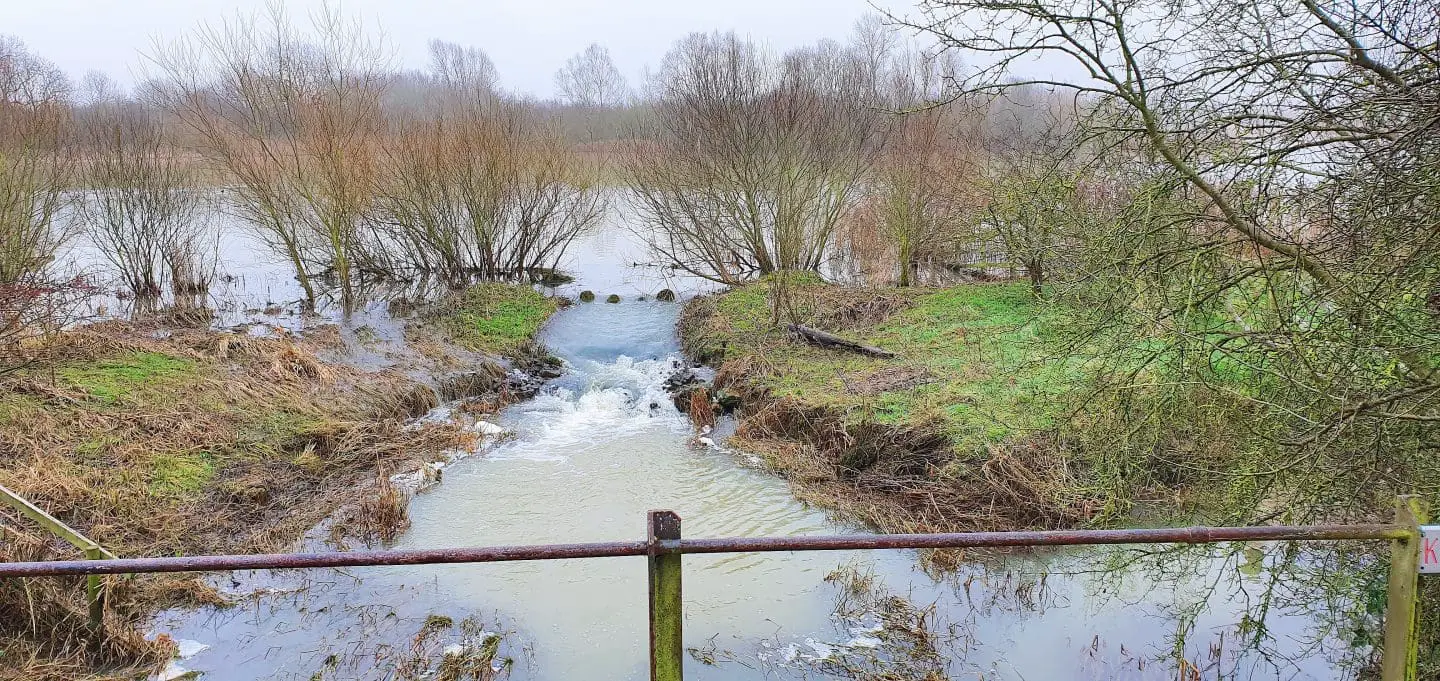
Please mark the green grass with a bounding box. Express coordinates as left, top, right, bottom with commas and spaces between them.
58, 351, 197, 404
148, 451, 216, 497
693, 281, 1081, 456
438, 284, 560, 356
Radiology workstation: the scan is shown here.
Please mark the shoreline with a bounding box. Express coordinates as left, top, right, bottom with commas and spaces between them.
0, 283, 560, 679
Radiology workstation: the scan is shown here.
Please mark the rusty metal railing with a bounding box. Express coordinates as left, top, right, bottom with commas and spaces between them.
0, 499, 1429, 681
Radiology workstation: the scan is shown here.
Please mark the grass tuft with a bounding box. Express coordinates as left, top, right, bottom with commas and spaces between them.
433, 283, 560, 357
149, 451, 217, 497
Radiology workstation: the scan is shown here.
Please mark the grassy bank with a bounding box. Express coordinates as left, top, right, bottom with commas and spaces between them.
681, 279, 1101, 541
684, 277, 1440, 675
0, 283, 558, 679
680, 278, 1330, 544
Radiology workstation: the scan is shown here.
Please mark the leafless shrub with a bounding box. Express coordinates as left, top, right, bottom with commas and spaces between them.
860, 45, 979, 287
148, 2, 388, 308
0, 35, 87, 374
373, 92, 603, 283
0, 35, 73, 286
74, 82, 211, 310
624, 32, 881, 284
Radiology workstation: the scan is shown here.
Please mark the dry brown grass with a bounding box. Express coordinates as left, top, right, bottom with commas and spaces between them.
0, 321, 480, 678
395, 615, 510, 681
345, 473, 412, 543
729, 398, 1096, 570
687, 388, 716, 431
820, 563, 953, 681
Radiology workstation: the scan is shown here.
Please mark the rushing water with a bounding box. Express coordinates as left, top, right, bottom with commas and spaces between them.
133, 211, 1359, 681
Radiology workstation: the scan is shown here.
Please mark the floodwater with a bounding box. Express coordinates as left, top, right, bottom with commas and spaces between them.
133, 207, 1360, 681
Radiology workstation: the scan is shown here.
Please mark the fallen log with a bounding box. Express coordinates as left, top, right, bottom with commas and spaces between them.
787, 324, 896, 358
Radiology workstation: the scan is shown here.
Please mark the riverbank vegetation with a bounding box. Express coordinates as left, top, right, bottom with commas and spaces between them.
429, 283, 561, 358
0, 322, 487, 677
668, 0, 1440, 674
683, 279, 1095, 540
653, 0, 1440, 532
2, 0, 1437, 677
0, 276, 560, 677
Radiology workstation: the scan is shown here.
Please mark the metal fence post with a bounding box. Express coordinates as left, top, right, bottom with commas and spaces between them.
647, 510, 683, 681
1382, 495, 1428, 681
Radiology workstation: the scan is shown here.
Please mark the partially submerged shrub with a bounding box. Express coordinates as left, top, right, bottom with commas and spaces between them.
350, 474, 411, 543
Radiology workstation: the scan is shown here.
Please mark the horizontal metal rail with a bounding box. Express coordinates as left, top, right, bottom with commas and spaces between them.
0, 523, 1405, 578
0, 505, 1427, 681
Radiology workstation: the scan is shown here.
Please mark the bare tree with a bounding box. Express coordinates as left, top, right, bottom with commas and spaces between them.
429, 39, 498, 105
148, 2, 389, 309
905, 0, 1440, 521
860, 45, 974, 286
373, 98, 603, 284
976, 90, 1087, 295
0, 36, 72, 285
850, 14, 900, 103
554, 44, 627, 108
624, 32, 880, 284
0, 35, 69, 108
74, 88, 210, 310
0, 35, 83, 373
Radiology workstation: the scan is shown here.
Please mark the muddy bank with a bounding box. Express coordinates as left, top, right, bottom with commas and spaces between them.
0, 285, 560, 680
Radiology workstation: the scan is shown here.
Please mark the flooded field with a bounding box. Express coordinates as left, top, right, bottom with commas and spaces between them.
62, 206, 1360, 681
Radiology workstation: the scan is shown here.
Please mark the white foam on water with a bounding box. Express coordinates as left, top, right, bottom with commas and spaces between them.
487, 355, 689, 463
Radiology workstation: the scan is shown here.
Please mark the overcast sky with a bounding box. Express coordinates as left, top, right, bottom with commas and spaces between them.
1, 0, 918, 97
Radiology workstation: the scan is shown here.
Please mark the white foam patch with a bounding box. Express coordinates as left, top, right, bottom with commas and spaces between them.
488, 355, 690, 462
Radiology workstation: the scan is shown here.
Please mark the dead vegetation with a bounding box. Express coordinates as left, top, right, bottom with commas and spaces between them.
820, 563, 954, 681
0, 322, 479, 678
730, 402, 1093, 569
395, 615, 511, 681
344, 473, 412, 544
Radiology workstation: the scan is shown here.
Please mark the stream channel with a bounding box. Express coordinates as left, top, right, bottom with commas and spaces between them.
126, 218, 1357, 681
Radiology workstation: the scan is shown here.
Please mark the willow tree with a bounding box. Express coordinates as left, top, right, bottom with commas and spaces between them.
373, 95, 603, 283
863, 45, 975, 287
149, 3, 388, 309
624, 32, 881, 284
0, 35, 72, 287
0, 36, 78, 373
74, 89, 209, 308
